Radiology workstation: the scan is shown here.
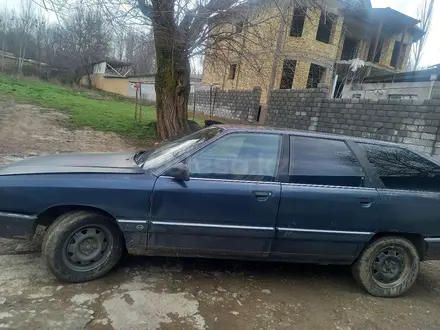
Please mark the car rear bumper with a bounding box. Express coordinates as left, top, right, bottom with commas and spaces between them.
0, 212, 37, 240
424, 238, 440, 260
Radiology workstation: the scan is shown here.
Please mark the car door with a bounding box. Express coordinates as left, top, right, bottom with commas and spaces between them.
357, 142, 440, 238
271, 135, 381, 263
148, 132, 284, 257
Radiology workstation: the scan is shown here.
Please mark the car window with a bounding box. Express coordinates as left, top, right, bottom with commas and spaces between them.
187, 133, 281, 182
290, 136, 365, 187
141, 127, 223, 170
358, 143, 440, 192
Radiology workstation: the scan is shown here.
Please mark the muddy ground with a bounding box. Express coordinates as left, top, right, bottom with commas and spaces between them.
2, 101, 440, 330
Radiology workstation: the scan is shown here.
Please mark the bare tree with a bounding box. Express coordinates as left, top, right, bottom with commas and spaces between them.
35, 0, 324, 139
131, 30, 156, 74
110, 27, 156, 74
62, 5, 112, 86
410, 0, 435, 71
0, 8, 12, 72
17, 0, 38, 75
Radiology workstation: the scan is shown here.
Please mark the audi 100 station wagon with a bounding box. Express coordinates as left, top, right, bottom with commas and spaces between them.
1, 125, 440, 297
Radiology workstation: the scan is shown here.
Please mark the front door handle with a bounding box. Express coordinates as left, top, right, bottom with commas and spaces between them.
253, 191, 272, 202
359, 198, 373, 208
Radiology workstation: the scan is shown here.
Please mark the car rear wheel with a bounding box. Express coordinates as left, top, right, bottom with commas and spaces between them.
43, 211, 124, 282
352, 236, 420, 297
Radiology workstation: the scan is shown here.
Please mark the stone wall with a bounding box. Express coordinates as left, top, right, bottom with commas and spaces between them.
266, 84, 440, 157
189, 87, 261, 122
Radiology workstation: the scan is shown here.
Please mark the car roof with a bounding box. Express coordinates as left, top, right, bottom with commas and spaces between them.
217, 124, 403, 148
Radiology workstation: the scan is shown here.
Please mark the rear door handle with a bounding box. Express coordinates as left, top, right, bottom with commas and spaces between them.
253, 191, 272, 202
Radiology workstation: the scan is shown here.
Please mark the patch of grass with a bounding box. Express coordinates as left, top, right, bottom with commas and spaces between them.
0, 75, 205, 142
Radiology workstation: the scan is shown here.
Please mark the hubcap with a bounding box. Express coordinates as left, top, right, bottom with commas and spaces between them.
371, 247, 409, 287
63, 226, 112, 271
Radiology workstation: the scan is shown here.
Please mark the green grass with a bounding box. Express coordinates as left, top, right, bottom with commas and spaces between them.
0, 75, 204, 143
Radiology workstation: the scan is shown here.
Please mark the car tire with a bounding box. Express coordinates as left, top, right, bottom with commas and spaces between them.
43, 211, 125, 282
352, 236, 420, 297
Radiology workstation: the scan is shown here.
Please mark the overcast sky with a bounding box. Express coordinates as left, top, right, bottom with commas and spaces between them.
0, 0, 438, 67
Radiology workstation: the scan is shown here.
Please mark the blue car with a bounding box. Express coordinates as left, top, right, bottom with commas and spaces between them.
1, 125, 440, 297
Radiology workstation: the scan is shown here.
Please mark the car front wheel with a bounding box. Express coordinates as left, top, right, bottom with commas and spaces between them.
43, 211, 125, 282
352, 236, 420, 297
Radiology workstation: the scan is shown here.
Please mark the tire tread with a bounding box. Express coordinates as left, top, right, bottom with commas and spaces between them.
43, 211, 124, 282
352, 236, 420, 297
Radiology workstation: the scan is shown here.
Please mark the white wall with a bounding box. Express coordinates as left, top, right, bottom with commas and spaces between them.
93, 62, 106, 74
141, 83, 156, 102
127, 77, 155, 99
127, 79, 207, 102
342, 81, 440, 100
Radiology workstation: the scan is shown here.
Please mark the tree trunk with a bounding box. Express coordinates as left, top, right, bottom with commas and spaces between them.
151, 0, 190, 140
87, 73, 92, 89
154, 45, 191, 140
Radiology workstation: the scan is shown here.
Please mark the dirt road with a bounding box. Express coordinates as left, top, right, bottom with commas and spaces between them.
2, 101, 440, 330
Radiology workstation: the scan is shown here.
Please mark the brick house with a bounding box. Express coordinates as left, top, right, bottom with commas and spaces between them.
202, 0, 424, 105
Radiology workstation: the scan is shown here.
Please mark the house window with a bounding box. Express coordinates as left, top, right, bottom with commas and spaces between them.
316, 12, 333, 44
390, 42, 408, 69
390, 41, 401, 68
341, 37, 359, 60
280, 60, 297, 89
235, 21, 244, 34
290, 7, 306, 37
228, 64, 237, 80
374, 37, 384, 63
307, 64, 325, 89
400, 44, 408, 69
367, 37, 384, 63
352, 94, 362, 99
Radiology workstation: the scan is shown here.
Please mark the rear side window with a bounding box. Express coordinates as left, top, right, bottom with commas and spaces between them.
290, 136, 365, 187
358, 143, 440, 192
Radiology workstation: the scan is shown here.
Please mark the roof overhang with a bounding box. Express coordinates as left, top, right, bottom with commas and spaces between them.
91, 59, 133, 68
362, 67, 440, 83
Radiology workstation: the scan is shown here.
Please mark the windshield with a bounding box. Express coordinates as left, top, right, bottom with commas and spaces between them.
139, 126, 224, 171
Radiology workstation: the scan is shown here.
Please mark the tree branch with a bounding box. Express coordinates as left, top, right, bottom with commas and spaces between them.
183, 0, 237, 44
137, 0, 153, 19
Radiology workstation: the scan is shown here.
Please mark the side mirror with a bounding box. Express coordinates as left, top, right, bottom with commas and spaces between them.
166, 162, 190, 182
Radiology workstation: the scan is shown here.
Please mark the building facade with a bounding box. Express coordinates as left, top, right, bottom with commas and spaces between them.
202, 0, 423, 104
341, 66, 440, 101
82, 60, 202, 101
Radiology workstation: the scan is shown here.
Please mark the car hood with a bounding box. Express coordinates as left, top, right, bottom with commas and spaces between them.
0, 152, 145, 176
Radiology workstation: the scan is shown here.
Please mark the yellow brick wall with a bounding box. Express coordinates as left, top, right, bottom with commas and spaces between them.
101, 78, 130, 96
282, 8, 343, 63
402, 45, 412, 71
83, 75, 130, 96
379, 38, 395, 68
390, 32, 414, 72
235, 56, 274, 104
203, 3, 345, 102
202, 0, 417, 105
276, 6, 343, 90
336, 29, 345, 60
357, 39, 370, 61
292, 62, 311, 89
203, 4, 282, 102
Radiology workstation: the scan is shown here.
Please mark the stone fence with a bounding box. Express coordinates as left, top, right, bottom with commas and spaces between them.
189, 87, 261, 122
266, 84, 440, 157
